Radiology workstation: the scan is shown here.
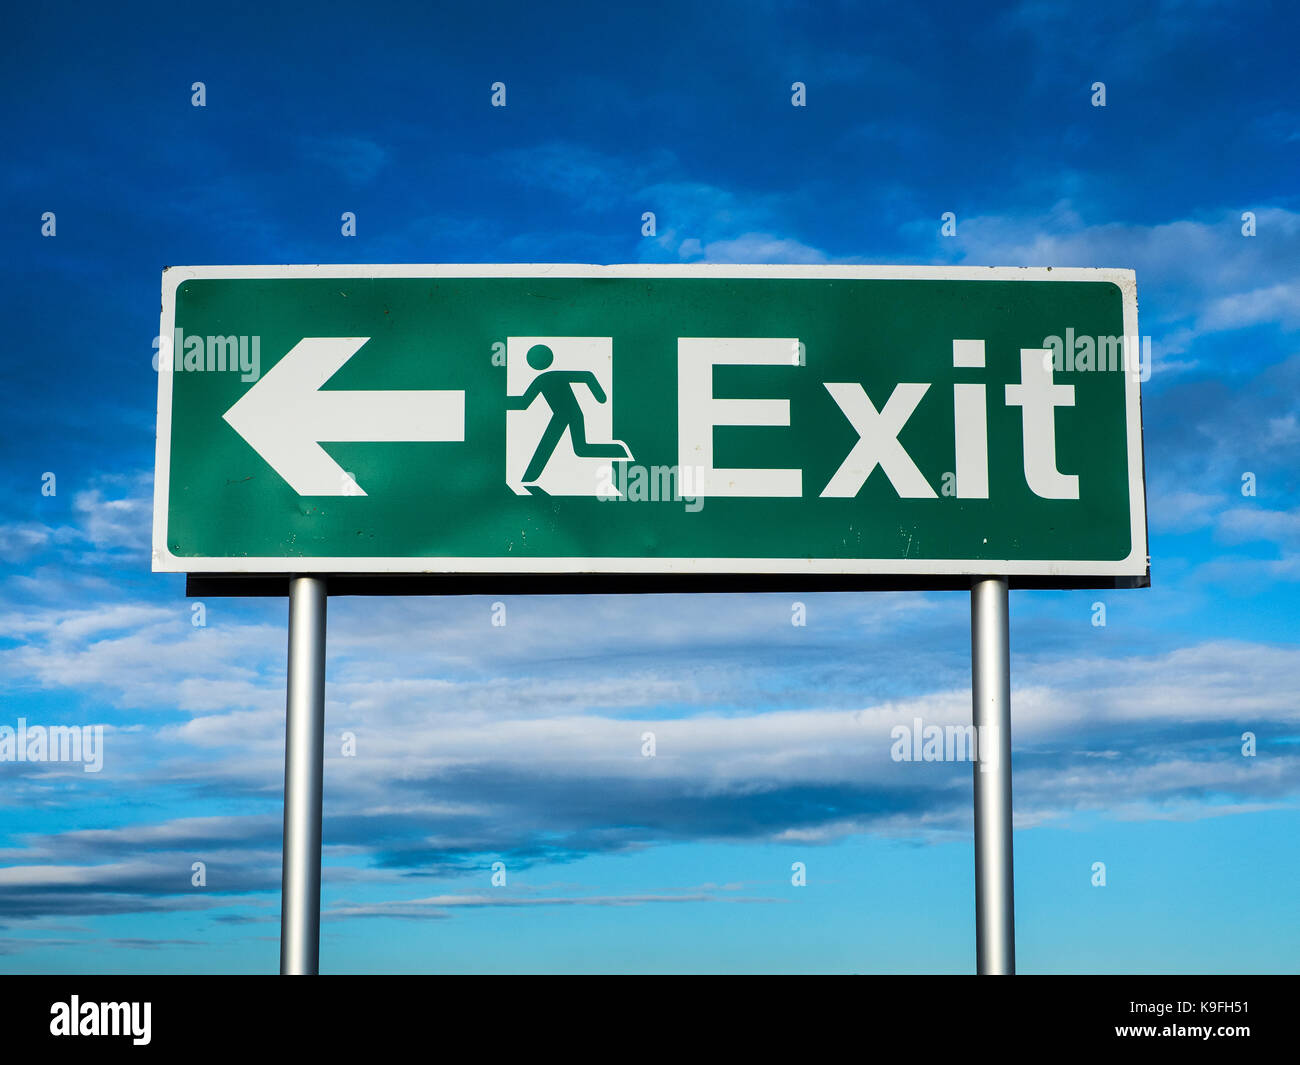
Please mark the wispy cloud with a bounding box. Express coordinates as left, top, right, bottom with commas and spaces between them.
299, 135, 390, 184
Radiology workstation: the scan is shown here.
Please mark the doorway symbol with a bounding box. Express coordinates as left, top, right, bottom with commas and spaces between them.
505, 337, 632, 497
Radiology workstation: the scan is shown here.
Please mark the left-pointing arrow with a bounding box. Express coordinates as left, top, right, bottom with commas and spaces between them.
222, 336, 465, 496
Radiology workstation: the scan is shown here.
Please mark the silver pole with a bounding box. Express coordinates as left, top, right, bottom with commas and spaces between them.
280, 576, 327, 975
971, 576, 1015, 975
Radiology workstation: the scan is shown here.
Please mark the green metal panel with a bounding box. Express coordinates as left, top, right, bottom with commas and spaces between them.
154, 266, 1146, 583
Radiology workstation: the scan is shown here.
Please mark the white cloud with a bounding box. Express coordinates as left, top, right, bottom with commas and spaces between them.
1200, 281, 1300, 332
0, 470, 152, 565
325, 891, 770, 919
1214, 505, 1300, 547
73, 483, 152, 552
679, 232, 833, 264
1147, 489, 1224, 533
947, 204, 1300, 358
299, 135, 389, 183
0, 522, 77, 563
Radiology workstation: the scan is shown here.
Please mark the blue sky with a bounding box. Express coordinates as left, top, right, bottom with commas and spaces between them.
1, 0, 1298, 973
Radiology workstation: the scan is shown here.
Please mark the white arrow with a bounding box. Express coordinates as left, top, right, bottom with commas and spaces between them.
222, 337, 465, 496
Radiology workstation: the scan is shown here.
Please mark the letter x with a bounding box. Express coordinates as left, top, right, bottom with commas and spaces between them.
820, 382, 936, 498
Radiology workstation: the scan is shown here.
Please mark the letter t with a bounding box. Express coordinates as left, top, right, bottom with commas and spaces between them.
1004, 349, 1079, 499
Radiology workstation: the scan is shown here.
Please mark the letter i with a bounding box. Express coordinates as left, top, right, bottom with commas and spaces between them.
952, 340, 989, 498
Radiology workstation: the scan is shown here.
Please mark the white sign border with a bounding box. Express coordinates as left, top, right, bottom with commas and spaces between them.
154, 264, 1148, 579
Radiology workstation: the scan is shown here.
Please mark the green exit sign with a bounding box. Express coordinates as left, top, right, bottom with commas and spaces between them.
152, 265, 1148, 591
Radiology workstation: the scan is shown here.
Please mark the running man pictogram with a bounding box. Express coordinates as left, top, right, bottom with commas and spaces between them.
505, 343, 631, 491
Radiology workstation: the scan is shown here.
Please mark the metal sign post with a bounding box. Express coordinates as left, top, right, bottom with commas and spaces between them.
971, 576, 1015, 974
279, 576, 327, 976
